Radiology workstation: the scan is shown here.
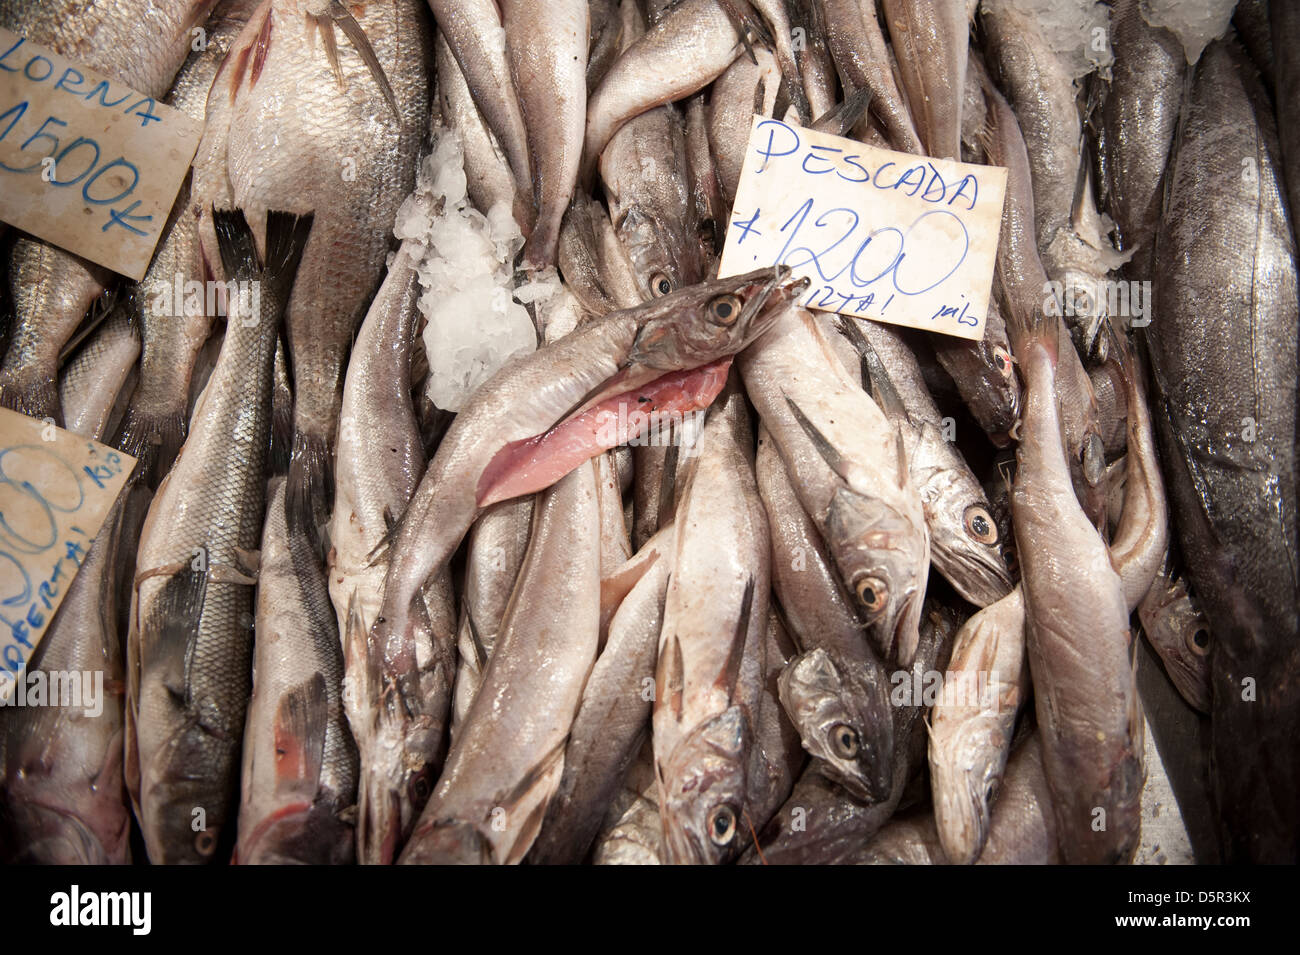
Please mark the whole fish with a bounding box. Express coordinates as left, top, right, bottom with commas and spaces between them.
218, 0, 432, 550
126, 209, 312, 864
1150, 39, 1300, 863
739, 305, 929, 666
530, 547, 668, 863
0, 504, 130, 864
654, 382, 768, 865
399, 460, 602, 865
371, 268, 801, 708
237, 479, 357, 864
582, 0, 744, 177
927, 586, 1025, 864
117, 0, 258, 488
708, 45, 782, 208
881, 0, 969, 160
1010, 312, 1142, 865
0, 0, 217, 421
501, 0, 588, 268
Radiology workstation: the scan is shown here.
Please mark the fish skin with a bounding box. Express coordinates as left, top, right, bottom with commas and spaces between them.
0, 0, 217, 422
236, 479, 357, 865
450, 497, 534, 734
582, 0, 743, 178
501, 0, 588, 269
219, 0, 432, 551
1273, 1, 1300, 254
127, 209, 311, 864
0, 503, 130, 865
927, 585, 1025, 864
708, 45, 782, 208
1096, 0, 1185, 275
786, 0, 837, 121
371, 268, 801, 697
530, 550, 667, 864
59, 308, 140, 442
399, 461, 603, 865
1151, 39, 1300, 864
881, 0, 968, 161
654, 381, 769, 864
1011, 322, 1142, 865
739, 305, 929, 666
427, 0, 534, 206
592, 741, 662, 864
821, 0, 922, 154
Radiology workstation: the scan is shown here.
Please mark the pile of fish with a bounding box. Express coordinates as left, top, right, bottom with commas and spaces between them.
0, 0, 1296, 865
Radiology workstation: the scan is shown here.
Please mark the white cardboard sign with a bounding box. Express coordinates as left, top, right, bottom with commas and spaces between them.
719, 115, 1008, 341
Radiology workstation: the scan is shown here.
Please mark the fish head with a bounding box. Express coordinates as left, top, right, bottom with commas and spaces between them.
616, 205, 704, 303
0, 790, 122, 864
918, 450, 1011, 606
398, 819, 493, 865
776, 648, 893, 803
826, 486, 929, 665
628, 268, 806, 371
355, 712, 441, 865
137, 719, 233, 864
928, 715, 1007, 865
974, 336, 1021, 440
1140, 581, 1212, 712
659, 705, 751, 864
236, 799, 355, 866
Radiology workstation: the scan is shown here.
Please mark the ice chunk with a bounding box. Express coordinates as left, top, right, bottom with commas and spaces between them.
390, 125, 539, 412
982, 0, 1114, 79
1141, 0, 1235, 65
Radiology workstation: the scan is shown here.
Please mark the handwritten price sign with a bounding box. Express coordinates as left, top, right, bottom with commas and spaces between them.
718, 116, 1008, 341
0, 28, 203, 280
0, 409, 134, 700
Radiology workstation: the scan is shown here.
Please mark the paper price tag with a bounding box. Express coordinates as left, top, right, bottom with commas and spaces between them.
0, 28, 203, 280
719, 115, 1008, 341
0, 409, 135, 700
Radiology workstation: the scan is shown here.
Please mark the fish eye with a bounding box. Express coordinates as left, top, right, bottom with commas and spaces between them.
854, 576, 887, 614
707, 805, 737, 846
1187, 627, 1211, 656
830, 723, 860, 759
992, 346, 1013, 377
963, 505, 998, 545
411, 773, 431, 803
195, 830, 217, 857
983, 779, 998, 804
707, 293, 742, 326
651, 273, 674, 297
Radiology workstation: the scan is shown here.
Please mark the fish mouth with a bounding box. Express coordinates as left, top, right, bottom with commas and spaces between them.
938, 545, 1013, 608
1, 799, 117, 864
884, 588, 925, 667
356, 763, 420, 865
738, 268, 807, 335
397, 819, 492, 865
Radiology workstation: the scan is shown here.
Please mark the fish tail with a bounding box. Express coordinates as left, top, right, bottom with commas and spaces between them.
113, 404, 186, 489
287, 428, 335, 564
0, 373, 61, 424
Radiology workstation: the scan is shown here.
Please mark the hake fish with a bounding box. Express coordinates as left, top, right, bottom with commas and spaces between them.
127, 209, 312, 864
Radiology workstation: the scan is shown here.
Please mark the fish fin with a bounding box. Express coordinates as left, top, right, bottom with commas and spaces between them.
260, 209, 316, 299
321, 0, 400, 121
0, 377, 62, 425
782, 392, 848, 479
504, 798, 551, 866
144, 567, 208, 706
273, 672, 329, 793
718, 575, 756, 704
113, 404, 186, 490
664, 632, 685, 722
811, 87, 873, 136
211, 207, 261, 281
270, 336, 294, 475
317, 14, 345, 90
463, 608, 487, 669
656, 442, 679, 529
832, 315, 906, 419
498, 738, 565, 812
287, 430, 335, 565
